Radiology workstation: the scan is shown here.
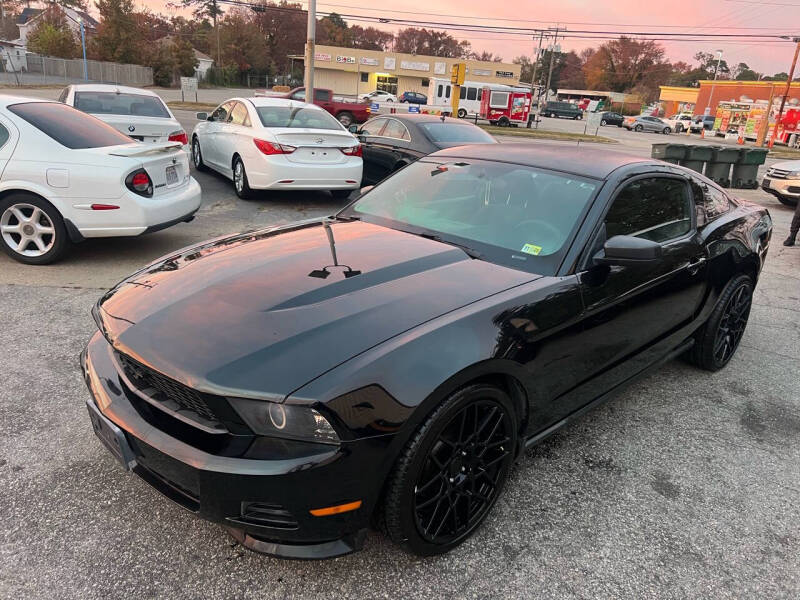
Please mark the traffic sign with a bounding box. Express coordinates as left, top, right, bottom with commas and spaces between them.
408, 105, 420, 113
371, 102, 380, 111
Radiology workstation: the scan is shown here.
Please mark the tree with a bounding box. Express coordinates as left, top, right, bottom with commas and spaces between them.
583, 37, 671, 101
694, 51, 730, 78
764, 72, 789, 81
394, 28, 471, 58
26, 7, 80, 58
251, 1, 306, 76
513, 55, 534, 84
733, 62, 759, 81
317, 12, 352, 47
92, 0, 141, 64
470, 50, 503, 62
348, 25, 393, 51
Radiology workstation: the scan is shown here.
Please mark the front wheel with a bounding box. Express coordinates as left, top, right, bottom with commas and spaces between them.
192, 137, 207, 172
777, 195, 798, 207
600, 119, 607, 126
233, 156, 254, 200
634, 124, 643, 132
687, 274, 753, 371
457, 108, 467, 119
498, 117, 510, 127
337, 112, 354, 127
0, 194, 69, 265
663, 127, 672, 134
675, 124, 684, 133
383, 384, 517, 556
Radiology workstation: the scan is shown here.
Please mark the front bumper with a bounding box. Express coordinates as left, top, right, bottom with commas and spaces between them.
81, 332, 387, 559
762, 176, 800, 198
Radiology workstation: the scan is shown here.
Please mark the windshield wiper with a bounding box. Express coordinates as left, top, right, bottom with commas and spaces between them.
333, 214, 360, 222
417, 231, 483, 260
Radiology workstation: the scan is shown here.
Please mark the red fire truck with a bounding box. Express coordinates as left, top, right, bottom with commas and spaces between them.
480, 87, 532, 126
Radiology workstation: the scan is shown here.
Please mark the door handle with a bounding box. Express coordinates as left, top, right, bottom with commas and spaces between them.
687, 257, 707, 275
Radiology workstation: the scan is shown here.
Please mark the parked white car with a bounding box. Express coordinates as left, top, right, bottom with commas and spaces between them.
59, 84, 189, 151
0, 97, 201, 265
191, 97, 362, 199
360, 90, 397, 103
662, 113, 694, 134
761, 159, 800, 207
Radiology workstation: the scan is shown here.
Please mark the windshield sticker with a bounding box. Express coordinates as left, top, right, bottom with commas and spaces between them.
521, 243, 542, 255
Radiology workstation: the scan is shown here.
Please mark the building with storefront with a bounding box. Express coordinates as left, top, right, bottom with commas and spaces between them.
291, 44, 522, 98
660, 81, 800, 116
658, 85, 700, 116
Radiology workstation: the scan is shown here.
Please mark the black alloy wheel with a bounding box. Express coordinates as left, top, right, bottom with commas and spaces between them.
383, 384, 517, 556
688, 274, 753, 371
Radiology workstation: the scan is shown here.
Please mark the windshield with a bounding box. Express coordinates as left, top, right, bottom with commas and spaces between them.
9, 101, 135, 149
74, 92, 171, 118
342, 159, 599, 274
419, 122, 496, 144
256, 106, 343, 130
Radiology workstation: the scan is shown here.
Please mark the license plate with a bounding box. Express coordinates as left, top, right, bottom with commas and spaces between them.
166, 165, 178, 185
86, 399, 137, 471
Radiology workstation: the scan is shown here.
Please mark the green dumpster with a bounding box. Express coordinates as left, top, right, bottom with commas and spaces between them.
705, 146, 741, 188
651, 143, 687, 165
679, 145, 714, 174
731, 148, 769, 189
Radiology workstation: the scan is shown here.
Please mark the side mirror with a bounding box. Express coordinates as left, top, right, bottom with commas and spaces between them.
594, 235, 662, 267
359, 185, 374, 197
348, 124, 359, 134
196, 112, 208, 121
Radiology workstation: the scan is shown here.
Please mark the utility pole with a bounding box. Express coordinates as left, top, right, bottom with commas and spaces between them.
757, 84, 776, 147
704, 49, 723, 115
214, 0, 221, 68
304, 0, 316, 100
543, 27, 563, 108
768, 36, 800, 148
527, 30, 545, 128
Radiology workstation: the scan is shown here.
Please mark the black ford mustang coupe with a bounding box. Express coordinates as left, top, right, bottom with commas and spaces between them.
82, 144, 772, 559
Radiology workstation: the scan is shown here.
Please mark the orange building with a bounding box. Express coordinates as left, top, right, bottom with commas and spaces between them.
694, 80, 800, 114
658, 85, 699, 116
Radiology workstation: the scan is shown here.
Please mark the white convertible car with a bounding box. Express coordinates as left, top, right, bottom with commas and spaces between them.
0, 97, 201, 265
191, 97, 362, 199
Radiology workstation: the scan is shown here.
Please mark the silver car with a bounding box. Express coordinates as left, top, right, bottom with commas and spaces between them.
623, 115, 672, 134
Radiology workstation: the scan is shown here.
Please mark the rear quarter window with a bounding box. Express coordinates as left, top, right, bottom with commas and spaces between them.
8, 102, 134, 149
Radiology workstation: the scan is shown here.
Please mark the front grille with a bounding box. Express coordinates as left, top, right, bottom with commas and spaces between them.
116, 351, 220, 426
240, 502, 299, 530
767, 168, 790, 179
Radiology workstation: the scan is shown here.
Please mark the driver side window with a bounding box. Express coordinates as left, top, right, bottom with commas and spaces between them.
212, 102, 232, 122
605, 177, 692, 243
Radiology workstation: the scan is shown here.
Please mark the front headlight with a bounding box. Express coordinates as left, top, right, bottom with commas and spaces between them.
787, 171, 800, 179
229, 397, 340, 445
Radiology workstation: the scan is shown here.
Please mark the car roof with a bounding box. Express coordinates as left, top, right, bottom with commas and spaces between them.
69, 84, 161, 97
429, 143, 651, 180
245, 96, 325, 110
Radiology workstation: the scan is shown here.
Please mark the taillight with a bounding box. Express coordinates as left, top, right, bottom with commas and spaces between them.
341, 144, 362, 157
168, 130, 188, 145
253, 139, 296, 155
125, 169, 153, 197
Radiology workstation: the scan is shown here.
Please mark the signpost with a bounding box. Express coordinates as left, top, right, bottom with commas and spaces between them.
180, 77, 198, 102
450, 63, 465, 117
408, 105, 420, 113
585, 111, 602, 136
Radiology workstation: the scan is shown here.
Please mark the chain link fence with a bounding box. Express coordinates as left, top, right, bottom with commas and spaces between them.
0, 52, 153, 87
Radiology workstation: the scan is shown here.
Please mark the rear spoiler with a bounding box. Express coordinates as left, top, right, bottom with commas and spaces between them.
108, 142, 182, 157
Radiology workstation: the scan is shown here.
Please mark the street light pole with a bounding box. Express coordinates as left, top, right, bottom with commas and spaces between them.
304, 0, 316, 100
543, 27, 563, 108
79, 18, 87, 81
527, 30, 545, 128
704, 49, 723, 115
768, 37, 800, 148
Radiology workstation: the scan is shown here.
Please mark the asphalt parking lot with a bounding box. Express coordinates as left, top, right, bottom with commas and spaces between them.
1, 107, 799, 598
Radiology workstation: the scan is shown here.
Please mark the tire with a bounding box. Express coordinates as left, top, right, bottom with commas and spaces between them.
457, 108, 467, 119
331, 189, 352, 200
676, 124, 684, 133
634, 124, 643, 132
0, 193, 69, 265
337, 112, 354, 127
387, 98, 394, 103
498, 117, 510, 127
600, 119, 607, 126
663, 127, 671, 134
777, 195, 798, 207
383, 383, 518, 556
232, 156, 254, 200
687, 274, 753, 371
191, 136, 207, 172
575, 114, 582, 120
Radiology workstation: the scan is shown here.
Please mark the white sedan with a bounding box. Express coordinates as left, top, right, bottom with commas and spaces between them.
662, 114, 694, 134
59, 84, 189, 151
0, 96, 201, 265
191, 97, 362, 199
360, 90, 397, 103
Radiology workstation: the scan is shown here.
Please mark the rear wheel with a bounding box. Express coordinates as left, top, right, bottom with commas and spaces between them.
337, 112, 354, 127
457, 108, 467, 119
192, 136, 207, 172
383, 384, 517, 556
497, 117, 510, 127
663, 127, 671, 134
600, 119, 607, 126
687, 274, 753, 371
232, 156, 254, 200
0, 194, 69, 265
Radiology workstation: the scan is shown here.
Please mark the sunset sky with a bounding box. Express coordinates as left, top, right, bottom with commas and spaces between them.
139, 0, 800, 75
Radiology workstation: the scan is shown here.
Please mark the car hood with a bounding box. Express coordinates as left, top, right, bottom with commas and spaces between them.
96, 220, 537, 400
770, 160, 800, 171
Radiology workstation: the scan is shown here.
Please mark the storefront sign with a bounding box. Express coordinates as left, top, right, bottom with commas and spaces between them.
472, 68, 491, 76
495, 70, 515, 78
401, 60, 430, 72
434, 62, 446, 75
409, 105, 420, 113
315, 52, 331, 62
384, 57, 396, 70
336, 55, 356, 64
371, 102, 380, 111
360, 57, 379, 66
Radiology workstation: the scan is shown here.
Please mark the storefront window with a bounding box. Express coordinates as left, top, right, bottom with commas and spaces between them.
376, 76, 398, 95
